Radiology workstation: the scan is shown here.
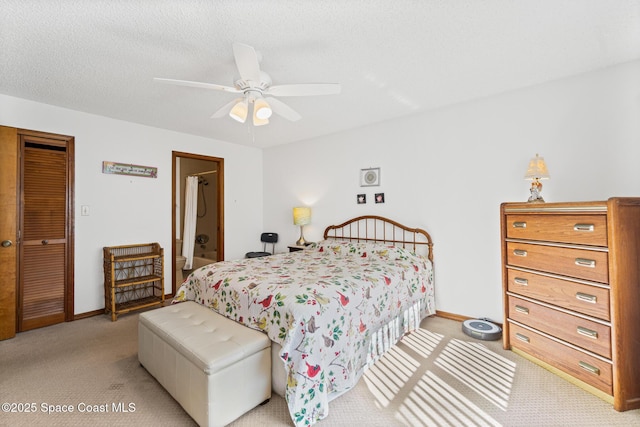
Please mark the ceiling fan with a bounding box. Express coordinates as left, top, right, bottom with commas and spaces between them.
154, 43, 341, 126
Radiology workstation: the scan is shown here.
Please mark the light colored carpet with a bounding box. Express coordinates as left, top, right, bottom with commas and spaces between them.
0, 311, 638, 427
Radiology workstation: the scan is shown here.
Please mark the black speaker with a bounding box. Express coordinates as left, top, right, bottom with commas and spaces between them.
261, 232, 278, 243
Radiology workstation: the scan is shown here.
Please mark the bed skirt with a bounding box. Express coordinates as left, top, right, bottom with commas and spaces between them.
270, 300, 426, 399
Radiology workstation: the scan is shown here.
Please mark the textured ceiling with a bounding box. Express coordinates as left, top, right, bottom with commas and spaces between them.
1, 1, 639, 148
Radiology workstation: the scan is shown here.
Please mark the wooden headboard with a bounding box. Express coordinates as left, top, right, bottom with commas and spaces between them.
323, 215, 433, 262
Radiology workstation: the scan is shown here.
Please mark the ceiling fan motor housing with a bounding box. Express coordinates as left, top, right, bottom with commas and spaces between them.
234, 71, 272, 94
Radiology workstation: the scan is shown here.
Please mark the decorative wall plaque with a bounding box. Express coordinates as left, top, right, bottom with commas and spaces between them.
102, 161, 158, 178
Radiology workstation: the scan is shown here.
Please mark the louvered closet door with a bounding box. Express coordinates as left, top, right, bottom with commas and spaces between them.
20, 144, 67, 331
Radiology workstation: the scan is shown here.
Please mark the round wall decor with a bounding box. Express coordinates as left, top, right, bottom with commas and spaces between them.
360, 167, 380, 186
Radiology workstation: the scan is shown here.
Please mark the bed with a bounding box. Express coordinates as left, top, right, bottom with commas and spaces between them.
173, 215, 435, 426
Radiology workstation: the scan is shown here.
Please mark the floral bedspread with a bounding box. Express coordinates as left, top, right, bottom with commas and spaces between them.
173, 240, 435, 426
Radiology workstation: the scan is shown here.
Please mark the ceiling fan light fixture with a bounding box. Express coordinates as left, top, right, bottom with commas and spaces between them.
252, 114, 269, 126
229, 99, 248, 123
254, 98, 273, 120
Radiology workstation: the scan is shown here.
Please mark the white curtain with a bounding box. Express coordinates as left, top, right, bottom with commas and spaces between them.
182, 176, 198, 270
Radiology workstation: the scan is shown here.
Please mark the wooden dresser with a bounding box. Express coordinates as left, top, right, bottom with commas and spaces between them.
500, 198, 640, 411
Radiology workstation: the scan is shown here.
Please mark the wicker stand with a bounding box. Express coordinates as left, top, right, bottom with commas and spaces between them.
103, 243, 164, 321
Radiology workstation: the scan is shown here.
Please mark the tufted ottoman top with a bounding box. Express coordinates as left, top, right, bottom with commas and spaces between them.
139, 301, 271, 374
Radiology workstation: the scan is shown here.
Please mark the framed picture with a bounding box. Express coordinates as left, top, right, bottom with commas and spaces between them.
360, 167, 380, 187
375, 193, 385, 204
357, 194, 366, 204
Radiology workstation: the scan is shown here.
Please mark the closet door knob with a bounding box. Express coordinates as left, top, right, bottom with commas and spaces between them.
1, 240, 12, 247
42, 240, 49, 245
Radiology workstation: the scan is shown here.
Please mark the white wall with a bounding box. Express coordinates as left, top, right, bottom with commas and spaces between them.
0, 94, 263, 315
263, 59, 640, 322
2, 59, 638, 320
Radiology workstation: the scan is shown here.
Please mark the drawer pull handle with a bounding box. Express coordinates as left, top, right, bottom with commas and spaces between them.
575, 258, 596, 268
578, 361, 600, 376
577, 326, 598, 339
512, 222, 527, 228
513, 249, 527, 257
514, 277, 529, 286
515, 305, 529, 314
576, 292, 597, 303
574, 223, 595, 232
515, 333, 530, 343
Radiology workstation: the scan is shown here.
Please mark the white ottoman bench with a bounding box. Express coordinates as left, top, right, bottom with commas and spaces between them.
138, 301, 271, 427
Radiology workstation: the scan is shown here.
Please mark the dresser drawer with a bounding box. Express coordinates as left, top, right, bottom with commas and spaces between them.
506, 269, 610, 320
508, 323, 612, 395
506, 242, 609, 283
508, 296, 611, 358
505, 214, 607, 246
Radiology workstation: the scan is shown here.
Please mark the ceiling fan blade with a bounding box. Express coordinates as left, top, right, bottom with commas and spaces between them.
154, 77, 240, 93
232, 43, 261, 83
265, 97, 301, 122
211, 97, 243, 119
266, 83, 341, 97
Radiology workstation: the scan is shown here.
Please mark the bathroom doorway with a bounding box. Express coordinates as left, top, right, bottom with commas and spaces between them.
172, 151, 224, 296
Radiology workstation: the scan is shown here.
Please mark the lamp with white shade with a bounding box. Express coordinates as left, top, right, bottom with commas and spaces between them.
293, 207, 311, 246
524, 153, 550, 203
